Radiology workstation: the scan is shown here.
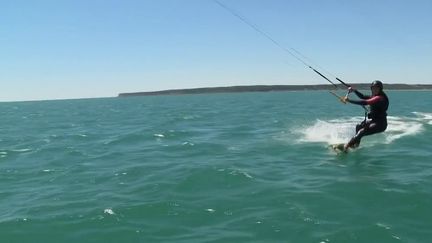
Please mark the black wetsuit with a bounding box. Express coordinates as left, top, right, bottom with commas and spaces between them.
346, 90, 389, 148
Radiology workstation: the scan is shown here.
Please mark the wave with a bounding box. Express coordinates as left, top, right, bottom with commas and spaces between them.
412, 112, 432, 125
295, 112, 431, 146
384, 116, 423, 143
296, 118, 357, 144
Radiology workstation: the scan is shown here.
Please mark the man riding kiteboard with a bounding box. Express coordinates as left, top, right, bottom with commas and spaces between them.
342, 80, 389, 152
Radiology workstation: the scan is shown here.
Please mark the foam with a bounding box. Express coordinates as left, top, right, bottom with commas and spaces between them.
296, 113, 427, 146
384, 116, 423, 143
412, 112, 432, 125
296, 118, 358, 144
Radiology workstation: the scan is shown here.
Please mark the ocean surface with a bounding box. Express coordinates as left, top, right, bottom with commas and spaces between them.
0, 91, 431, 243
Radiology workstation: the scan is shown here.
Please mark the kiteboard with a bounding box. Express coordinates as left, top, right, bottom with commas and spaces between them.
330, 143, 347, 154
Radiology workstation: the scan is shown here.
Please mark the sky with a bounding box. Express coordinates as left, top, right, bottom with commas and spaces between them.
1, 0, 431, 101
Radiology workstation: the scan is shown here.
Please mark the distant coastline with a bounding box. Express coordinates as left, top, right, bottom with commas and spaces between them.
118, 83, 432, 97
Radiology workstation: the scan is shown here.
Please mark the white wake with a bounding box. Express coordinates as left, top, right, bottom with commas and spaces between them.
295, 112, 430, 146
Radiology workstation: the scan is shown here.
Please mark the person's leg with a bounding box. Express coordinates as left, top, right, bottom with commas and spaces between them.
356, 120, 366, 133
353, 120, 368, 147
346, 126, 367, 149
351, 120, 372, 147
345, 121, 386, 150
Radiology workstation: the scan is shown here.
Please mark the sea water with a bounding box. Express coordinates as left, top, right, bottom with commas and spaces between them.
0, 91, 431, 243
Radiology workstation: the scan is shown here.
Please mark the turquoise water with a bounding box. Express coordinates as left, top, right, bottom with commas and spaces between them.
1, 91, 431, 243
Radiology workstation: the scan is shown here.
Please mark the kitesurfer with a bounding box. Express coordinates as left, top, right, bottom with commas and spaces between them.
342, 80, 389, 151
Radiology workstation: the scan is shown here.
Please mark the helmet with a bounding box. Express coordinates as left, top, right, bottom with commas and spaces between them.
371, 80, 383, 90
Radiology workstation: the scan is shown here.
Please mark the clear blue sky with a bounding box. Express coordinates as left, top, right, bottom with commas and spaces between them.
1, 0, 431, 101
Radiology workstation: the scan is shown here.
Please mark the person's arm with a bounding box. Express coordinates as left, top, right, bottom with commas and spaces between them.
354, 89, 371, 99
346, 96, 382, 106
346, 98, 367, 106
348, 87, 370, 99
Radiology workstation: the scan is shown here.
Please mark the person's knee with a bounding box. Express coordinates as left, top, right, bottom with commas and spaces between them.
356, 128, 366, 137
356, 124, 364, 133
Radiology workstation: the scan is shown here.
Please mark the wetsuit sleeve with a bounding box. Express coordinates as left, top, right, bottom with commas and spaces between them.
347, 96, 383, 106
364, 96, 383, 105
347, 99, 367, 106
353, 90, 371, 99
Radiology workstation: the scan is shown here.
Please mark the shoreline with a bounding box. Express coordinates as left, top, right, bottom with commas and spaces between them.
118, 83, 432, 97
